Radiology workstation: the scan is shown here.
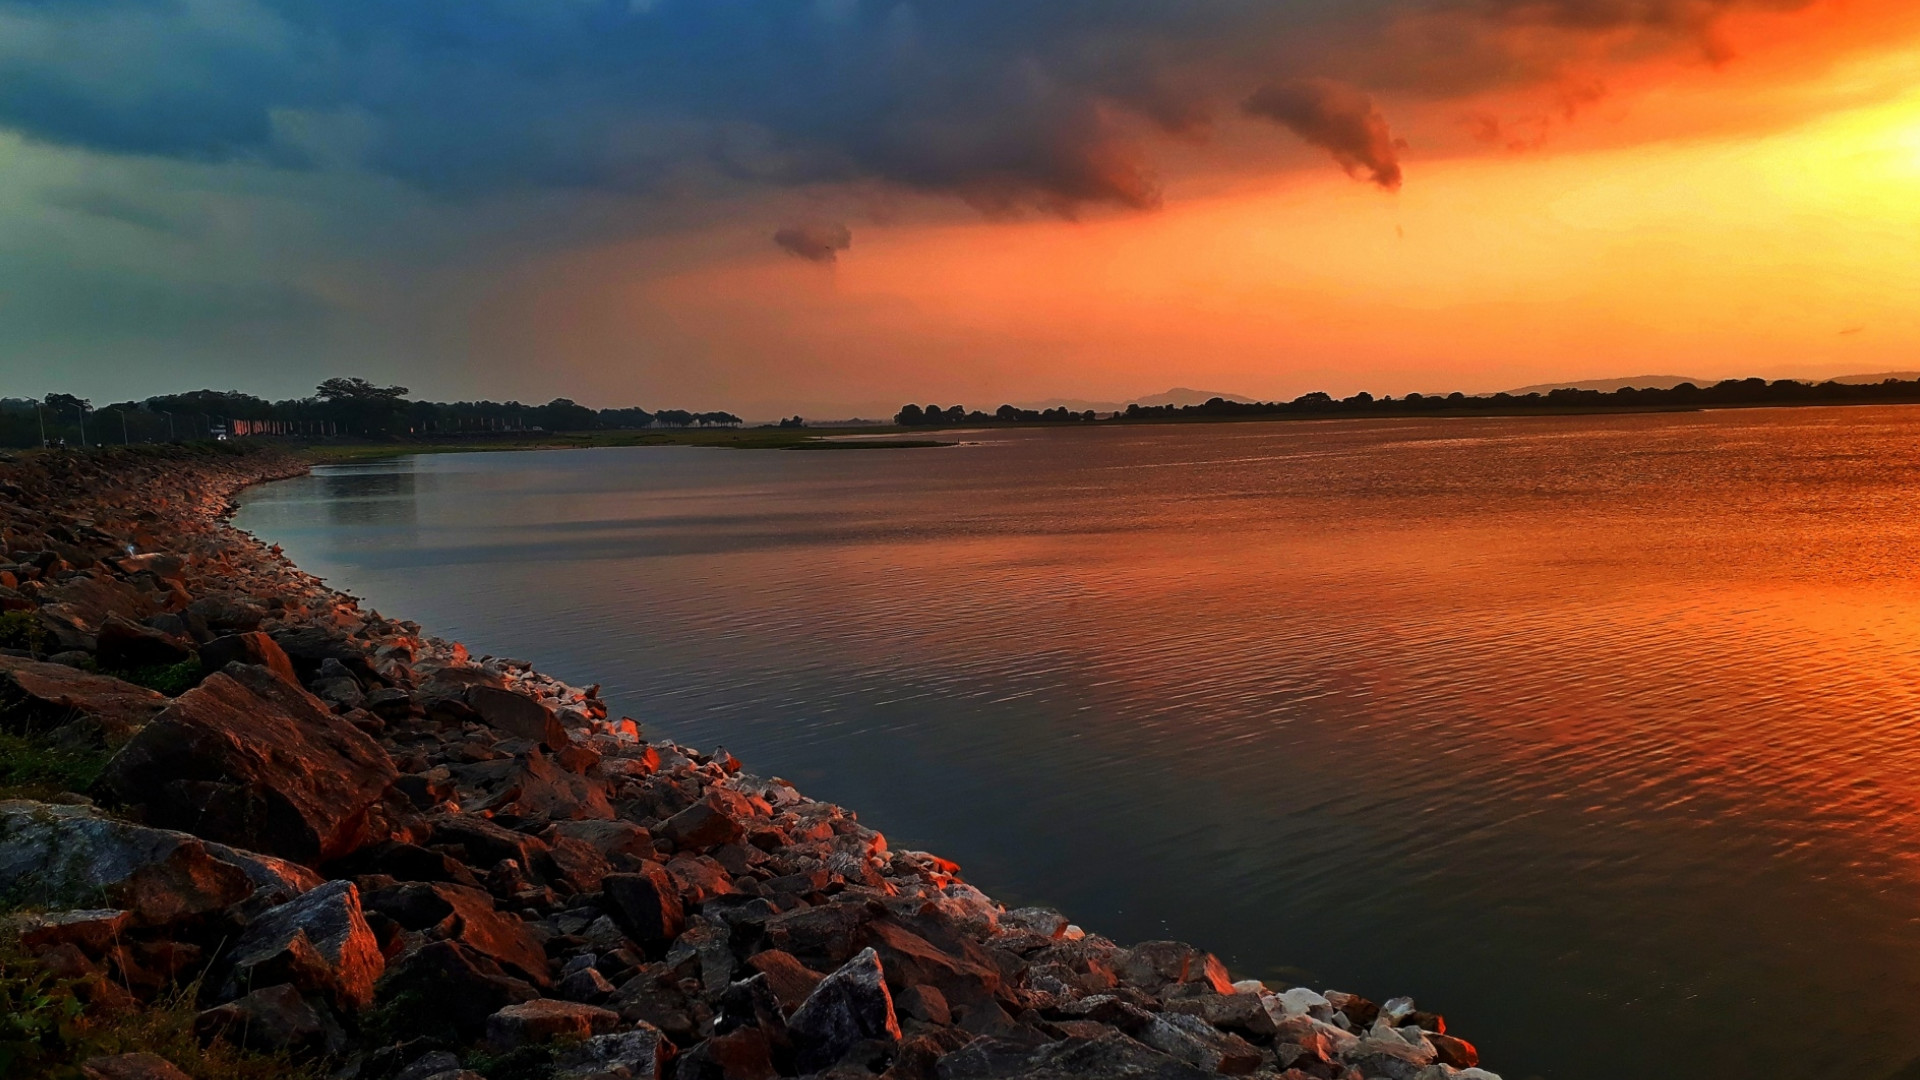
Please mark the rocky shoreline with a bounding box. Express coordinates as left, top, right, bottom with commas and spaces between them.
0, 444, 1498, 1080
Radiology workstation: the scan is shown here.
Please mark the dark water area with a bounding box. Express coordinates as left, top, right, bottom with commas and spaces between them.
234, 409, 1920, 1080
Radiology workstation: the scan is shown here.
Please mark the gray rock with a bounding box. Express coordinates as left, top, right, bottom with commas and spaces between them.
194, 983, 345, 1058
552, 1025, 670, 1080
484, 999, 622, 1050
465, 685, 568, 749
999, 907, 1070, 939
788, 946, 901, 1072
393, 1051, 462, 1080
198, 632, 299, 687
602, 866, 685, 956
557, 964, 615, 1002
219, 879, 384, 1010
935, 1032, 1209, 1080
0, 800, 253, 925
1137, 1012, 1264, 1075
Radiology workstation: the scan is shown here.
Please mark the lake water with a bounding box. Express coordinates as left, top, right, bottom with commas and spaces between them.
233, 409, 1920, 1080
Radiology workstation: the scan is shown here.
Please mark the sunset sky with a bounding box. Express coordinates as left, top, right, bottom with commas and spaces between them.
7, 0, 1920, 417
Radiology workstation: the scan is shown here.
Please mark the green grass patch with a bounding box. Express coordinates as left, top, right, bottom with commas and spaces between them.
0, 612, 50, 657
464, 1043, 560, 1080
103, 659, 203, 697
0, 733, 112, 802
0, 935, 318, 1080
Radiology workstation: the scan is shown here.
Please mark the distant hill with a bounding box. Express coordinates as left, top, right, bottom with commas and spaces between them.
1825, 371, 1920, 385
1015, 387, 1256, 413
1505, 371, 1920, 396
1137, 387, 1257, 407
1504, 375, 1704, 395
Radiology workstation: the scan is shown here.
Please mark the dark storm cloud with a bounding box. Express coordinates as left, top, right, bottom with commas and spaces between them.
774, 222, 853, 263
0, 0, 1813, 212
1243, 78, 1404, 190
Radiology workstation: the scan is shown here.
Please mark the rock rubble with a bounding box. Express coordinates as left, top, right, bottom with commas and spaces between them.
0, 445, 1500, 1080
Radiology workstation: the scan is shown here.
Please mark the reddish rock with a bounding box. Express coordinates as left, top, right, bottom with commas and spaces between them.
746, 949, 826, 1014
0, 801, 254, 926
429, 813, 551, 870
11, 908, 130, 955
0, 656, 167, 743
199, 631, 300, 686
1163, 992, 1276, 1041
195, 983, 344, 1057
665, 854, 735, 903
220, 880, 385, 1010
678, 1026, 778, 1080
858, 918, 1001, 1014
765, 899, 880, 971
484, 998, 621, 1049
373, 940, 540, 1041
79, 1052, 192, 1080
94, 663, 398, 864
1114, 941, 1235, 996
465, 685, 568, 748
788, 947, 901, 1072
1430, 1032, 1480, 1068
44, 575, 155, 632
96, 614, 195, 670
603, 866, 686, 956
659, 791, 749, 850
543, 834, 612, 892
362, 881, 551, 986
470, 750, 614, 821
545, 820, 653, 863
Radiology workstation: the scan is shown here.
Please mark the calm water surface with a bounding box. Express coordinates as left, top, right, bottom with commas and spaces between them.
235, 409, 1920, 1080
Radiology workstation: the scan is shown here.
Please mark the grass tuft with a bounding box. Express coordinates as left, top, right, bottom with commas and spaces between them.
0, 934, 319, 1080
0, 733, 111, 802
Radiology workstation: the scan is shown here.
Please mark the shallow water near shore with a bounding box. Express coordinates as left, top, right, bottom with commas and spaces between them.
236, 408, 1920, 1080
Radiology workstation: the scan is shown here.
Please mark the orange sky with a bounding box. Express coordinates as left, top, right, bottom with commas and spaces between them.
459, 0, 1920, 416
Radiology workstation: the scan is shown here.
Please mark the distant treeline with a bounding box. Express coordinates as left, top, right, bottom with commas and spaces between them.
897, 377, 1920, 427
4, 378, 742, 449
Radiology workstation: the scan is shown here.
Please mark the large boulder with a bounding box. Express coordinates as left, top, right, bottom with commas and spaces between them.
484, 999, 621, 1050
195, 983, 345, 1058
374, 941, 540, 1042
428, 814, 550, 870
0, 656, 167, 744
552, 1025, 671, 1080
602, 866, 686, 957
362, 881, 551, 986
93, 663, 397, 864
658, 791, 751, 851
934, 1032, 1210, 1080
465, 685, 569, 749
1112, 942, 1234, 997
466, 750, 614, 821
198, 632, 299, 687
858, 917, 1002, 1016
218, 880, 385, 1010
0, 801, 254, 926
1135, 1013, 1264, 1075
96, 615, 195, 671
787, 947, 901, 1072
